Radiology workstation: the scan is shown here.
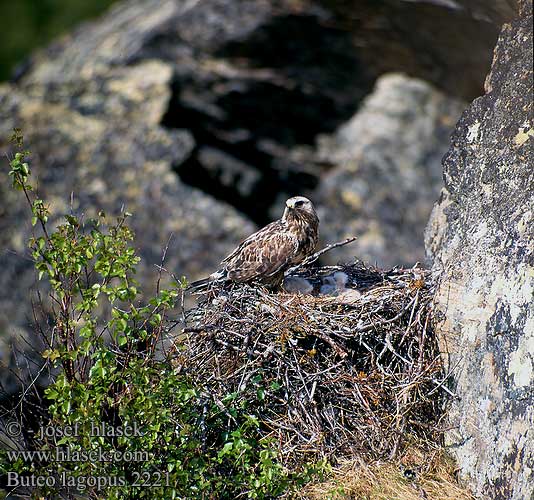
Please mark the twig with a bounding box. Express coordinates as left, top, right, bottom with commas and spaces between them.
285, 237, 357, 274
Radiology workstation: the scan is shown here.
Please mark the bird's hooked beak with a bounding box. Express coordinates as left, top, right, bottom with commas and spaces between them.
283, 198, 299, 221
282, 205, 290, 221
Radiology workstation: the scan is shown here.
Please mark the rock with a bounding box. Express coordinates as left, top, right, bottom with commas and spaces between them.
315, 73, 465, 268
10, 0, 507, 228
13, 0, 372, 226
0, 59, 255, 358
425, 1, 533, 498
318, 0, 509, 99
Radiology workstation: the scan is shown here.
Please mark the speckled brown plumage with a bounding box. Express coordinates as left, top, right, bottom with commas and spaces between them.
189, 196, 319, 289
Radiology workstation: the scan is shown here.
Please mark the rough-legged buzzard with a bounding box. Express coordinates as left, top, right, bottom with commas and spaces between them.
189, 196, 319, 289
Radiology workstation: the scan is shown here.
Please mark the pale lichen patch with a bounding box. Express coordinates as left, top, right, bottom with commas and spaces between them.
517, 210, 533, 236
513, 124, 534, 146
340, 189, 363, 210
507, 321, 534, 388
466, 121, 481, 143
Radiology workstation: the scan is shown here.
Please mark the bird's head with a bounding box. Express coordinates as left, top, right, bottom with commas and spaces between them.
283, 196, 318, 223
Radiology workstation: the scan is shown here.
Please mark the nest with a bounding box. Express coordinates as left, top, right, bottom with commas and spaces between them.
174, 261, 449, 464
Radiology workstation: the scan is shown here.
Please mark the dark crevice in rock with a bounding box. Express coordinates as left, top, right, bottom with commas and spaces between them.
162, 84, 323, 225
216, 13, 371, 112
161, 13, 374, 225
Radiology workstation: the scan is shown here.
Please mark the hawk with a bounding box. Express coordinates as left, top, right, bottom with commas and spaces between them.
189, 196, 319, 289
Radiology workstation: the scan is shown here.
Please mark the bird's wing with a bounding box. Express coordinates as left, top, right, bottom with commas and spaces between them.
221, 221, 299, 282
221, 220, 281, 265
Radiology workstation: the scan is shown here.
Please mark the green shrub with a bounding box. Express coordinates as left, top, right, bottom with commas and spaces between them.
1, 134, 326, 499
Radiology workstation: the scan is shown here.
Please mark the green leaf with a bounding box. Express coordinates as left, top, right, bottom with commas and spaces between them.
65, 214, 79, 227
42, 349, 60, 362
219, 442, 234, 457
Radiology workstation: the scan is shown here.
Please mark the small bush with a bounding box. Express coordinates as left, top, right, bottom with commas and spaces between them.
0, 134, 324, 499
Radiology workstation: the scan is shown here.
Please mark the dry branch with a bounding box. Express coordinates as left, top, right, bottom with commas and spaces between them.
286, 237, 357, 274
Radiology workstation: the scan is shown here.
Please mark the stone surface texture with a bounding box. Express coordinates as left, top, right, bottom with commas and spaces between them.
7, 0, 506, 227
316, 73, 465, 268
425, 1, 534, 498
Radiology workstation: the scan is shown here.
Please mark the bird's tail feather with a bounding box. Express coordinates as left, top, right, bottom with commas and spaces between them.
186, 270, 225, 291
186, 276, 212, 291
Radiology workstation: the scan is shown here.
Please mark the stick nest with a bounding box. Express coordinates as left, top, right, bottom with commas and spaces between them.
174, 262, 448, 464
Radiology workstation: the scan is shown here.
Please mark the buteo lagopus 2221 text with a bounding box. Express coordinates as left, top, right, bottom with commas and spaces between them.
189, 196, 319, 289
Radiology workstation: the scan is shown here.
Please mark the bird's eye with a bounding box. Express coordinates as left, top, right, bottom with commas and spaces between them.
295, 200, 305, 207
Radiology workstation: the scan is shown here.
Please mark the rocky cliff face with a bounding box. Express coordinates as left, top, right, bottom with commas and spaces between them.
7, 0, 505, 225
319, 0, 507, 100
425, 1, 533, 498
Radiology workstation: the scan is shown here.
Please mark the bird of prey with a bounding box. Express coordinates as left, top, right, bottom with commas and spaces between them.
189, 196, 319, 290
